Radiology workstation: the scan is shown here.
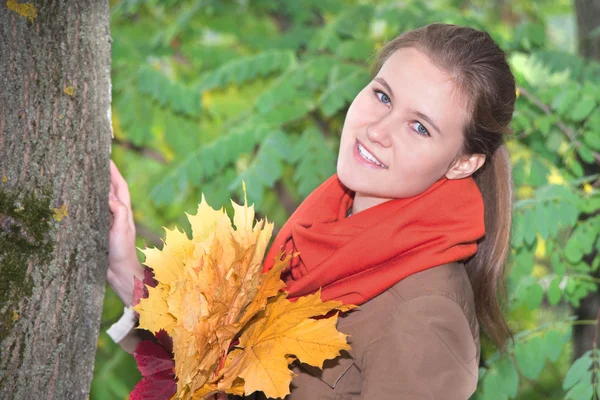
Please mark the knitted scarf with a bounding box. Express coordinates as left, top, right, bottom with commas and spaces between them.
262, 174, 485, 305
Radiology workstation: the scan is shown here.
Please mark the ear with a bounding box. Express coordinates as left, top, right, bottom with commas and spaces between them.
445, 154, 486, 180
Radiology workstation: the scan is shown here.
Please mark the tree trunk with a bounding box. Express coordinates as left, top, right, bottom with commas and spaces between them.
574, 0, 600, 61
0, 1, 111, 399
572, 0, 600, 360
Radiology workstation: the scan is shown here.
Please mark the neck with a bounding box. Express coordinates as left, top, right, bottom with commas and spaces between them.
351, 192, 391, 215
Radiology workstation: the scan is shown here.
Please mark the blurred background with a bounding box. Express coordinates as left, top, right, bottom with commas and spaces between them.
94, 0, 600, 398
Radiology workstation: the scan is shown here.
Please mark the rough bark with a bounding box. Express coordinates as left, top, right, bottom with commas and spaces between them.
0, 1, 111, 399
572, 0, 600, 360
575, 0, 600, 61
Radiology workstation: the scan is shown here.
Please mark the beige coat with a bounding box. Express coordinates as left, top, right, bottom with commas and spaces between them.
250, 262, 480, 400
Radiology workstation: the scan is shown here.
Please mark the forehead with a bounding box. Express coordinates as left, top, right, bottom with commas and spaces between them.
377, 47, 469, 130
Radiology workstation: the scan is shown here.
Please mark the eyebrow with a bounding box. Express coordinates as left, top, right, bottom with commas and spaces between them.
374, 77, 394, 99
374, 76, 442, 136
412, 110, 442, 136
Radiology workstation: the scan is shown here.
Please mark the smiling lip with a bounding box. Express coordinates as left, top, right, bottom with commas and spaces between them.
354, 140, 388, 169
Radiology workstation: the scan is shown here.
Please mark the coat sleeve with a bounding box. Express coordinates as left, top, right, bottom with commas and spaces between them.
360, 295, 479, 400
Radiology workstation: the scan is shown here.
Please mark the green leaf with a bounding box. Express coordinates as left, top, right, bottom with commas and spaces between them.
261, 130, 293, 161
514, 336, 546, 380
149, 174, 178, 206
544, 330, 565, 362
570, 96, 596, 121
480, 367, 510, 400
512, 159, 527, 186
495, 357, 519, 397
587, 112, 600, 130
333, 4, 375, 38
567, 158, 585, 178
319, 68, 370, 116
528, 158, 548, 187
565, 382, 594, 400
583, 130, 600, 151
564, 236, 583, 264
563, 352, 593, 390
536, 115, 552, 135
292, 128, 336, 197
558, 201, 580, 229
577, 144, 596, 164
535, 203, 550, 240
547, 201, 560, 238
511, 211, 525, 248
336, 39, 374, 61
552, 89, 579, 116
581, 195, 600, 214
545, 131, 563, 152
511, 249, 535, 281
547, 277, 562, 306
523, 209, 537, 246
525, 282, 544, 310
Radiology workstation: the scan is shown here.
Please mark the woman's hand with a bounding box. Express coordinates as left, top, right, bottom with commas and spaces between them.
108, 160, 145, 306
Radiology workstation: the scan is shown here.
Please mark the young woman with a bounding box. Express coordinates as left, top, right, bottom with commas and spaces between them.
108, 23, 515, 399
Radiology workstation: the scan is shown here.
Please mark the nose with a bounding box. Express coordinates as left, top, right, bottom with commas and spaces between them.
366, 119, 393, 148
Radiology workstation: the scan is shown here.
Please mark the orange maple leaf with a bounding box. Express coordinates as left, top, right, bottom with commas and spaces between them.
216, 291, 353, 399
133, 190, 353, 399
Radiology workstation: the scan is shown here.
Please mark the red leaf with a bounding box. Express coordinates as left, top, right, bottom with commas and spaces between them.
133, 340, 175, 377
133, 267, 158, 318
132, 276, 147, 309
156, 329, 173, 355
130, 371, 176, 400
144, 266, 158, 287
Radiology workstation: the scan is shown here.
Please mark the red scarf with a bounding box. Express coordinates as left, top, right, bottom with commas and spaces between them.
263, 174, 485, 305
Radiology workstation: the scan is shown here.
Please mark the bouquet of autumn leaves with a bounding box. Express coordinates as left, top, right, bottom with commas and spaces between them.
130, 191, 353, 400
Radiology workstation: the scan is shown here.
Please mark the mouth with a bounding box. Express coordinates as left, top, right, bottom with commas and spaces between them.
355, 140, 388, 169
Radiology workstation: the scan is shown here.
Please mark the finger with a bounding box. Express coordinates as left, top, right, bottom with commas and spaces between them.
109, 198, 131, 234
110, 160, 135, 233
110, 159, 127, 188
127, 204, 136, 235
110, 160, 132, 207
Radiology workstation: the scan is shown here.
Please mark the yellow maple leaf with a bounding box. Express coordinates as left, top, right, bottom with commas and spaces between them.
192, 378, 244, 399
134, 193, 275, 397
136, 284, 177, 334
216, 292, 353, 399
237, 252, 290, 327
134, 191, 353, 400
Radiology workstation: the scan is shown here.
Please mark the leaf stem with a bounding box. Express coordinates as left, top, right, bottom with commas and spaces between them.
517, 85, 600, 166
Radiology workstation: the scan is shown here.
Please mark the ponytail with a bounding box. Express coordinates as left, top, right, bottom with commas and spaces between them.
466, 144, 513, 351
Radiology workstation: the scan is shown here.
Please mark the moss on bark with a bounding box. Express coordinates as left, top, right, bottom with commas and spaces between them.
0, 186, 55, 343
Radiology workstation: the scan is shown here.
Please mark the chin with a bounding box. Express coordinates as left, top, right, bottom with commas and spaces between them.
337, 169, 375, 196
336, 160, 354, 190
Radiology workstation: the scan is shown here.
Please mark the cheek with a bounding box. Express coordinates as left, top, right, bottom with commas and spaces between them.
344, 91, 373, 127
393, 143, 452, 179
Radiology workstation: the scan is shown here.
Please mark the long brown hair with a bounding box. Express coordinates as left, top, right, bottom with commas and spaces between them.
373, 23, 515, 351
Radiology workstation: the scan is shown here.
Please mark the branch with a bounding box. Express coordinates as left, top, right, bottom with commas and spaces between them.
274, 180, 298, 216
517, 85, 600, 165
310, 110, 331, 138
112, 137, 167, 164
594, 306, 600, 350
135, 222, 162, 248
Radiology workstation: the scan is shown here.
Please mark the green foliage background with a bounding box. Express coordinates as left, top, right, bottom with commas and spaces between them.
93, 0, 600, 398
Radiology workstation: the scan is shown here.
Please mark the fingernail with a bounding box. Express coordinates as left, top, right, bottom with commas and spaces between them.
109, 193, 117, 201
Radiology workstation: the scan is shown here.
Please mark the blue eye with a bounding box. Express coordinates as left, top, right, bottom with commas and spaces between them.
375, 90, 391, 105
411, 122, 430, 137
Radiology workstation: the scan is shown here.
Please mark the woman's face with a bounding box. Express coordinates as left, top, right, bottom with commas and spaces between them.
337, 47, 474, 205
